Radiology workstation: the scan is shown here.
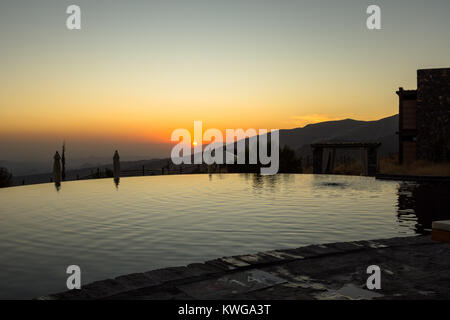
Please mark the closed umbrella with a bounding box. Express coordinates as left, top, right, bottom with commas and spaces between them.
53, 151, 61, 188
113, 150, 120, 186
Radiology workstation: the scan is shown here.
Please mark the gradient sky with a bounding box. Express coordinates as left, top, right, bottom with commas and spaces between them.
1, 0, 450, 162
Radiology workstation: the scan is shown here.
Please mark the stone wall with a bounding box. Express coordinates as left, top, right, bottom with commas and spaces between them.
416, 68, 450, 162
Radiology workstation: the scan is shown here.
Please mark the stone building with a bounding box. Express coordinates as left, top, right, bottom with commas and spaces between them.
396, 68, 450, 164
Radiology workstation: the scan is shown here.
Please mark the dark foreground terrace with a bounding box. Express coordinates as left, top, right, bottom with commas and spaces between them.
40, 236, 450, 300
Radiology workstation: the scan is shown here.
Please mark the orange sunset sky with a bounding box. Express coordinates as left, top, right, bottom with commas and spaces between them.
1, 0, 450, 162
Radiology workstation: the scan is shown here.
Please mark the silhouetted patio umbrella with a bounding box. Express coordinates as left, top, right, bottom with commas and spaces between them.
53, 151, 61, 188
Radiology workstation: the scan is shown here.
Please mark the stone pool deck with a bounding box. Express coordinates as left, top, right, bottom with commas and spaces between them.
40, 236, 450, 300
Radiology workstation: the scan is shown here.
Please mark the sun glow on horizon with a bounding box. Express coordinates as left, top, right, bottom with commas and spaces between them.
2, 0, 449, 162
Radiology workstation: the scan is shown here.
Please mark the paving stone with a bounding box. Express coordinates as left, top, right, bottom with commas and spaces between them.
114, 272, 162, 290
262, 250, 304, 262
185, 263, 223, 276
326, 241, 366, 253
48, 279, 129, 300
232, 253, 268, 264
144, 266, 200, 283
205, 259, 237, 271
228, 252, 282, 265
226, 283, 315, 300
177, 269, 287, 299
373, 236, 430, 248
281, 244, 338, 258
219, 257, 251, 268
36, 295, 58, 300
129, 290, 193, 300
107, 285, 193, 300
49, 290, 94, 300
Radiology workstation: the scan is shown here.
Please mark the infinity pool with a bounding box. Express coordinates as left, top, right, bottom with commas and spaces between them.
0, 174, 445, 299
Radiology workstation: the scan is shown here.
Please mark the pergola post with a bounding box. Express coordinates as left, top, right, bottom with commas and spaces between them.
360, 148, 368, 176
367, 146, 379, 176
313, 147, 324, 174
330, 148, 336, 172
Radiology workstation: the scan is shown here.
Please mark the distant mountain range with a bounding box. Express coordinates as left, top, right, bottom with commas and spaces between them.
5, 114, 399, 185
279, 114, 398, 158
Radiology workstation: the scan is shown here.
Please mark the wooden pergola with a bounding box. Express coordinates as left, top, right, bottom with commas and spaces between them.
310, 142, 381, 176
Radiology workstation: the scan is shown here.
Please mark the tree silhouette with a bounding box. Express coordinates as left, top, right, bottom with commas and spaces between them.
0, 167, 13, 188
279, 145, 303, 173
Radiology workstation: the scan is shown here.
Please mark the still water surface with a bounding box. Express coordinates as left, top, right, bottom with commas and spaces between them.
0, 174, 446, 299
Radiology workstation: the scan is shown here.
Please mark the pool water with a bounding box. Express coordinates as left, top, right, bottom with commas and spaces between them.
0, 174, 446, 299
